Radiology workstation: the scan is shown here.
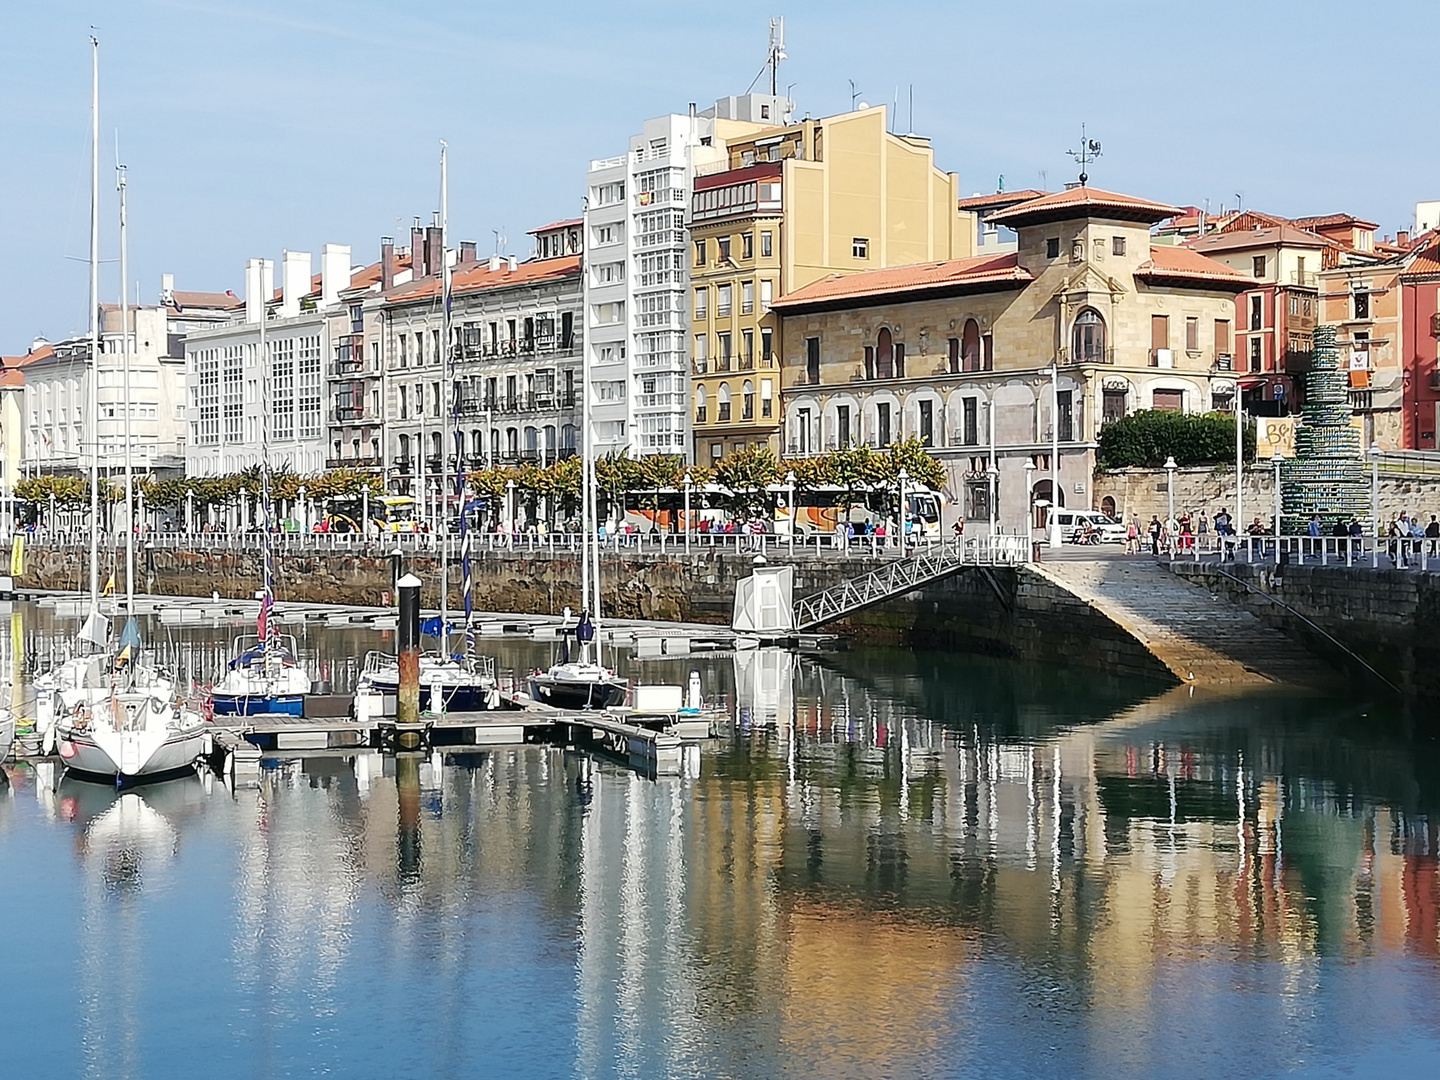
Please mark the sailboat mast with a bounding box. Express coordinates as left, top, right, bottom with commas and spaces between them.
258, 261, 274, 650
439, 141, 450, 645
87, 36, 100, 613
118, 161, 134, 614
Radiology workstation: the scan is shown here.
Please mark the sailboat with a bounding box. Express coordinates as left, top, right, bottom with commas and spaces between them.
50, 44, 207, 783
527, 240, 626, 711
355, 142, 502, 714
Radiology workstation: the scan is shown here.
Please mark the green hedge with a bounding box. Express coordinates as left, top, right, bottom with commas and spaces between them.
1097, 410, 1255, 469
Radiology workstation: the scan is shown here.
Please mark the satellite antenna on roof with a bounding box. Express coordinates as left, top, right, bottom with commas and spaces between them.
768, 17, 786, 96
1066, 123, 1102, 185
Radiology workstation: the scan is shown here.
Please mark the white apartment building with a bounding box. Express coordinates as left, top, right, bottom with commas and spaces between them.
582, 96, 789, 458
21, 306, 188, 478
185, 248, 356, 476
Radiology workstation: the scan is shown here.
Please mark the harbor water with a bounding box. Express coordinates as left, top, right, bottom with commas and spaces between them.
2, 603, 1438, 1078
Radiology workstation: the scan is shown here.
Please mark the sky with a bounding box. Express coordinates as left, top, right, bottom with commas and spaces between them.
3, 0, 1437, 355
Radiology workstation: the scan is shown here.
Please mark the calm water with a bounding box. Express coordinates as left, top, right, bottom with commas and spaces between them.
2, 605, 1440, 1079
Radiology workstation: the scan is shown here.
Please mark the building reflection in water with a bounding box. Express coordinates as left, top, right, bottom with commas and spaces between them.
31, 641, 1440, 1077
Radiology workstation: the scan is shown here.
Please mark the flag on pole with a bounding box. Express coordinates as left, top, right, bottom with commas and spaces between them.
102, 572, 115, 596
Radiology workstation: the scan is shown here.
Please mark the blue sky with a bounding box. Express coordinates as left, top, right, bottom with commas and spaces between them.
3, 0, 1435, 354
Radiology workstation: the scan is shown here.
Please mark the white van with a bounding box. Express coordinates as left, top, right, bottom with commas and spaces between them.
1052, 510, 1127, 544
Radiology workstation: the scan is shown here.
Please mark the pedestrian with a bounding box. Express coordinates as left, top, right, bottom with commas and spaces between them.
1148, 515, 1162, 556
1197, 512, 1209, 553
1307, 513, 1321, 558
1348, 518, 1363, 559
1126, 517, 1140, 555
1427, 514, 1439, 557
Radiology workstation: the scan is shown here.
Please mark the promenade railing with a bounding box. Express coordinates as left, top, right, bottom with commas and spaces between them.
1167, 532, 1440, 572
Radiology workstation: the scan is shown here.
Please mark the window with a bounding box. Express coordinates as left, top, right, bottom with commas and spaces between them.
1185, 317, 1199, 352
1057, 390, 1073, 441
876, 328, 894, 379
852, 237, 869, 259
761, 378, 773, 418
595, 224, 617, 245
1102, 388, 1127, 425
1250, 294, 1263, 330
742, 233, 753, 259
693, 334, 708, 372
718, 237, 731, 262
1112, 236, 1126, 256
918, 399, 934, 447
1072, 310, 1105, 363
717, 284, 732, 317
1253, 255, 1267, 278
805, 337, 820, 384
1152, 389, 1183, 411
962, 398, 978, 445
718, 383, 731, 422
877, 402, 892, 446
1046, 237, 1061, 259
742, 328, 754, 367
836, 404, 850, 445
948, 337, 961, 374
743, 380, 755, 420
717, 331, 732, 369
796, 407, 813, 454
695, 385, 707, 424
710, 442, 723, 461
694, 239, 706, 266
1151, 314, 1170, 361
1250, 336, 1263, 372
761, 231, 773, 258
742, 281, 754, 315
982, 333, 994, 371
760, 279, 773, 310
694, 288, 707, 320
1354, 291, 1371, 320
894, 342, 906, 378
761, 327, 773, 364
1215, 320, 1232, 364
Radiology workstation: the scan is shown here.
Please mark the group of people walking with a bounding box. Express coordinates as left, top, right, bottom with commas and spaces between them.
1120, 506, 1440, 562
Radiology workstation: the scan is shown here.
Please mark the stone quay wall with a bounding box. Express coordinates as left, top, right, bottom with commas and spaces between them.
1170, 561, 1440, 699
19, 544, 1175, 685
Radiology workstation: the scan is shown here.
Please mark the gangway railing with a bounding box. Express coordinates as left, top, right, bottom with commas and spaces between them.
792, 535, 1029, 631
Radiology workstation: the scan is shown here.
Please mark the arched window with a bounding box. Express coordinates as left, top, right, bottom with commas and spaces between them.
471, 430, 483, 458
561, 424, 577, 452
506, 427, 519, 456
398, 433, 410, 462
491, 429, 502, 458
876, 327, 894, 379
718, 383, 732, 422
430, 431, 442, 459
524, 426, 539, 454
742, 379, 755, 420
962, 319, 981, 372
695, 385, 707, 424
1072, 309, 1106, 363
544, 425, 556, 454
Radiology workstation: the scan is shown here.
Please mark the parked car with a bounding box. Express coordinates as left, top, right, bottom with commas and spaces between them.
1053, 511, 1127, 544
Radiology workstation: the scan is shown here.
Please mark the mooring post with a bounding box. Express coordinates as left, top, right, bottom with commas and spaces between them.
395, 751, 422, 884
397, 572, 422, 728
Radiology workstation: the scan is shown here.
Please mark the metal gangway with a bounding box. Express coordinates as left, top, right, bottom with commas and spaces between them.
792, 535, 1030, 631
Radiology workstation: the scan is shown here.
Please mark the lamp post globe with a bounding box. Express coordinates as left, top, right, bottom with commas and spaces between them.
1164, 455, 1177, 547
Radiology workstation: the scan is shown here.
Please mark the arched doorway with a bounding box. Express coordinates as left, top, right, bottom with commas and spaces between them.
1072, 309, 1106, 363
1101, 495, 1116, 519
962, 319, 981, 371
1031, 478, 1064, 529
876, 327, 894, 379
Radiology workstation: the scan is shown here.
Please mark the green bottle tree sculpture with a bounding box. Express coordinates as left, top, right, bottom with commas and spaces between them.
1279, 324, 1370, 531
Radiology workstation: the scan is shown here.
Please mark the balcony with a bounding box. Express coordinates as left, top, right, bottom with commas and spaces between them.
1213, 353, 1234, 371
329, 358, 366, 378
692, 358, 709, 375
325, 455, 381, 470
1060, 347, 1115, 365
328, 405, 374, 423
1290, 270, 1318, 287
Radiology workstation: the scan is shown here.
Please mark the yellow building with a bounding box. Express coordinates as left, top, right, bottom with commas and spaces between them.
688, 106, 974, 463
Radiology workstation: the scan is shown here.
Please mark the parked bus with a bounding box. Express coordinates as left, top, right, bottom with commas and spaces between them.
618, 486, 733, 534
769, 483, 946, 539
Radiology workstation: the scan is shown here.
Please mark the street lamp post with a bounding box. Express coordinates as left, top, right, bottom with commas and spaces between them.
1023, 460, 1036, 545
896, 467, 909, 549
1164, 455, 1177, 559
1235, 400, 1245, 545
49, 491, 57, 536
1049, 362, 1062, 550
362, 485, 370, 538
1369, 443, 1381, 564
136, 487, 146, 539
1271, 450, 1284, 563
683, 470, 693, 554
986, 463, 999, 540
238, 486, 247, 533
185, 488, 194, 535
505, 478, 516, 547
784, 469, 796, 555
297, 484, 308, 533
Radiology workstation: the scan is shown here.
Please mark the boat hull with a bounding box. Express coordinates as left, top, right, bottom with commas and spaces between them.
0, 711, 13, 762
57, 724, 207, 783
528, 676, 628, 711
211, 694, 305, 717
363, 680, 498, 713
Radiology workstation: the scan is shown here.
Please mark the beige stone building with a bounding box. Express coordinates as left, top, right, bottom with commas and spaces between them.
689, 106, 974, 463
771, 186, 1252, 532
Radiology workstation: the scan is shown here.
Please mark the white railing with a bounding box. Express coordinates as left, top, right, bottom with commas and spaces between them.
1167, 531, 1440, 571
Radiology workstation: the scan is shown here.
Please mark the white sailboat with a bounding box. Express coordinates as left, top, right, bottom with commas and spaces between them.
528, 238, 626, 711
50, 43, 207, 783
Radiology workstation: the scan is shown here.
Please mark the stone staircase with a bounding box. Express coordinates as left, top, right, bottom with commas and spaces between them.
1031, 559, 1338, 689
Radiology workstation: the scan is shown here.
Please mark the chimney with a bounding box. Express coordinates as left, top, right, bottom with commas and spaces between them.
425, 222, 443, 277
320, 243, 351, 309
280, 250, 311, 318
506, 254, 518, 272
381, 236, 395, 290
459, 240, 476, 263
411, 218, 425, 275
161, 273, 175, 306
244, 258, 263, 324
1399, 230, 1410, 247
488, 254, 502, 272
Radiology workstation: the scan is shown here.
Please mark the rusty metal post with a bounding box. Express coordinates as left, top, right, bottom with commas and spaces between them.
397, 572, 422, 729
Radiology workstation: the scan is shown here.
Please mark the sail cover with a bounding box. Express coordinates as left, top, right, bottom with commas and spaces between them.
77, 610, 110, 648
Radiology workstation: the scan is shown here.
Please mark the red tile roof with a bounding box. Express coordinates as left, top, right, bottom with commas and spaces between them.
770, 252, 1032, 312
986, 186, 1182, 228
0, 342, 54, 385
170, 290, 240, 310
955, 189, 1047, 212
527, 218, 583, 235
384, 254, 582, 303
1136, 245, 1254, 289
1187, 224, 1331, 255
1291, 213, 1379, 232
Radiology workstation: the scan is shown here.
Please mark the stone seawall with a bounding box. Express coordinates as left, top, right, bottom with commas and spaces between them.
1170, 561, 1440, 699
19, 545, 1176, 685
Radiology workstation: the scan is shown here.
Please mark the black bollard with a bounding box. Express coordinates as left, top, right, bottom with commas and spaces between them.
397, 572, 422, 729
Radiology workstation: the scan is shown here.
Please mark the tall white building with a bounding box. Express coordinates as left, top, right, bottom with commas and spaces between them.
582, 96, 788, 459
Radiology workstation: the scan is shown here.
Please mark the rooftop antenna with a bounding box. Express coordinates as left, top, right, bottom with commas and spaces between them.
908, 84, 914, 135
1234, 191, 1244, 214
767, 16, 786, 96
492, 228, 507, 256
849, 79, 861, 111
1066, 123, 1102, 185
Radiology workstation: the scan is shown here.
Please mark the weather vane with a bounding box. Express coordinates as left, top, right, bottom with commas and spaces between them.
1067, 124, 1102, 185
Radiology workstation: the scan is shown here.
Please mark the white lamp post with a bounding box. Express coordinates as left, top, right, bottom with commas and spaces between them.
896, 466, 909, 549
49, 491, 57, 535
789, 472, 800, 558
238, 486, 247, 533
136, 487, 146, 537
1023, 460, 1036, 542
185, 487, 194, 534
297, 484, 308, 533
1234, 400, 1245, 542
683, 470, 693, 554
505, 478, 516, 545
1271, 449, 1284, 561
1049, 362, 1061, 549
1164, 455, 1177, 558
1369, 443, 1381, 556
986, 463, 999, 539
